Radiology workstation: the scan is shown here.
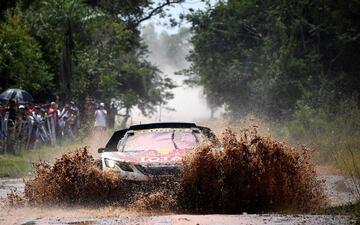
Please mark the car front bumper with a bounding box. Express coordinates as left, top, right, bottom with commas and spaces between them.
101, 159, 180, 181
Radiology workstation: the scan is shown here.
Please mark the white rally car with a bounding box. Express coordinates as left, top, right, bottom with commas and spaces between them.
98, 122, 219, 181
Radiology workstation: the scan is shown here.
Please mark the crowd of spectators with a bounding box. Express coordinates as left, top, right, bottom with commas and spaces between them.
0, 98, 80, 153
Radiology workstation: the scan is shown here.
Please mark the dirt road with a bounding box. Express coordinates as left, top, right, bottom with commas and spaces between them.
0, 213, 354, 225
0, 175, 357, 225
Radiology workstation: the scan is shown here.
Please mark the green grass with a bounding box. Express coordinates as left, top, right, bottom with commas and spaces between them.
318, 202, 360, 224
0, 156, 32, 177
0, 142, 86, 177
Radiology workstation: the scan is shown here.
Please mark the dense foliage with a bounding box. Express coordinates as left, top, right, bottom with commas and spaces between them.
0, 0, 179, 116
0, 7, 52, 96
185, 0, 360, 119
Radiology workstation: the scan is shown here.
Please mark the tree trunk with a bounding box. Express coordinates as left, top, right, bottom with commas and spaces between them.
60, 20, 74, 101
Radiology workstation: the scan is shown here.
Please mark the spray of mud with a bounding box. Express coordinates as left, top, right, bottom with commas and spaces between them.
129, 191, 177, 212
179, 128, 326, 213
7, 128, 326, 213
23, 148, 122, 206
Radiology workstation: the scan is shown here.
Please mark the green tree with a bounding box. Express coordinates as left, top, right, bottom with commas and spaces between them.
72, 17, 175, 123
0, 0, 181, 125
24, 0, 175, 116
185, 0, 360, 119
0, 8, 52, 97
26, 0, 96, 100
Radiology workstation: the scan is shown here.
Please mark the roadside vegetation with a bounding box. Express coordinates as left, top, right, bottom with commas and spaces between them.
279, 101, 360, 163
0, 128, 111, 177
0, 143, 85, 177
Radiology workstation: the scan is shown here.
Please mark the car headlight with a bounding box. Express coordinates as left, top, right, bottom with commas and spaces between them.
104, 159, 133, 172
104, 159, 117, 169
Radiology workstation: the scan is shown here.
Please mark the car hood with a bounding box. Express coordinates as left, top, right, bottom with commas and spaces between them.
101, 148, 191, 165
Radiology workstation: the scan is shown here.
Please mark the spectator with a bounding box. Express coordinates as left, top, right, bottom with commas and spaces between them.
0, 103, 4, 141
63, 107, 75, 141
27, 103, 34, 114
94, 102, 107, 130
57, 104, 70, 141
108, 102, 116, 129
7, 100, 17, 125
55, 95, 62, 109
16, 105, 29, 149
32, 106, 43, 124
48, 102, 59, 141
70, 101, 80, 133
0, 103, 4, 116
27, 106, 42, 147
48, 102, 58, 123
0, 97, 83, 151
6, 100, 17, 152
17, 105, 27, 122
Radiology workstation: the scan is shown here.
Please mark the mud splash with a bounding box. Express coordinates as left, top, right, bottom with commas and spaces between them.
179, 128, 326, 213
129, 191, 177, 212
23, 148, 122, 206
7, 128, 326, 213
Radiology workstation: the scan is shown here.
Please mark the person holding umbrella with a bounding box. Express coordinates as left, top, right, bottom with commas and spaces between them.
7, 100, 17, 125
0, 89, 34, 104
0, 89, 35, 151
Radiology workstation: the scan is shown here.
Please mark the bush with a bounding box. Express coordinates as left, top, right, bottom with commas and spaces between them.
284, 100, 360, 163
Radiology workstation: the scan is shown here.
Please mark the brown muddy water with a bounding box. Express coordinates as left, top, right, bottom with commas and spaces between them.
0, 128, 357, 224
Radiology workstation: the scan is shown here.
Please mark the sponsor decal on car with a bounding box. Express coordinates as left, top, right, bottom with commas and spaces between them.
140, 156, 182, 163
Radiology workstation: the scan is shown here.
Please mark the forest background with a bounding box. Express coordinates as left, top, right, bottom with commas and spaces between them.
1, 0, 360, 167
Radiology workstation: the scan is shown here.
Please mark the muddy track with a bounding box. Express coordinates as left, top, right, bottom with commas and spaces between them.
0, 214, 355, 225
0, 175, 357, 225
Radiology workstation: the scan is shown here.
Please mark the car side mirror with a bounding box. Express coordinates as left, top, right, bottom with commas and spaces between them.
98, 147, 117, 153
127, 130, 135, 136
98, 147, 107, 153
191, 128, 200, 133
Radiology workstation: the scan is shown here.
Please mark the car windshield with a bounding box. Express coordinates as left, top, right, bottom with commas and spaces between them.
120, 128, 200, 152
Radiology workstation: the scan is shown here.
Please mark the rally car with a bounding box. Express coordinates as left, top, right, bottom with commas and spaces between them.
98, 122, 218, 181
